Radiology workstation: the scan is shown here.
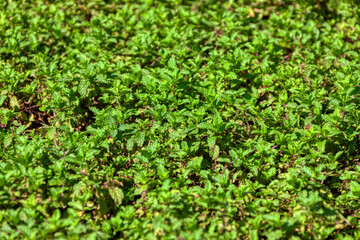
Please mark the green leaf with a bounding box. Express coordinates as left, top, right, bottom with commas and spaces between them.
109, 187, 124, 205
78, 80, 91, 97
212, 145, 220, 160
350, 181, 360, 194
0, 91, 7, 105
126, 138, 135, 151
69, 201, 83, 211
167, 56, 177, 70
148, 140, 159, 154
136, 131, 146, 147
15, 125, 27, 135
298, 190, 322, 207
207, 136, 216, 149
10, 95, 20, 110
187, 156, 203, 171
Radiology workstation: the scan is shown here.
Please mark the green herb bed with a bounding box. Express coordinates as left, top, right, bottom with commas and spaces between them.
1, 0, 360, 239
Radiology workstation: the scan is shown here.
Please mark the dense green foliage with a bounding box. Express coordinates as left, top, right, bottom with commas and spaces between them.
1, 0, 360, 239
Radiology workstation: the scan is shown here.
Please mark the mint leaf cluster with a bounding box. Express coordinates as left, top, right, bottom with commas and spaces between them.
0, 0, 360, 239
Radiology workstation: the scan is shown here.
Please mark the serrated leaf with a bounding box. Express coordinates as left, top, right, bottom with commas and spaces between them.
212, 145, 220, 160
168, 56, 177, 70
148, 140, 159, 154
263, 213, 280, 223
10, 95, 20, 110
15, 125, 27, 135
69, 201, 83, 211
3, 134, 12, 147
198, 122, 214, 130
0, 91, 7, 105
226, 72, 237, 79
302, 166, 315, 178
207, 136, 217, 149
109, 187, 124, 205
136, 131, 146, 147
126, 138, 134, 151
213, 111, 223, 127
187, 156, 203, 171
350, 181, 360, 193
78, 80, 91, 97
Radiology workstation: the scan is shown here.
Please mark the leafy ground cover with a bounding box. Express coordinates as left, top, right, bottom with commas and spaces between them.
1, 0, 360, 239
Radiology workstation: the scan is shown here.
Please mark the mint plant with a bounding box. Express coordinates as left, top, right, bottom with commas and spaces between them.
0, 0, 360, 239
